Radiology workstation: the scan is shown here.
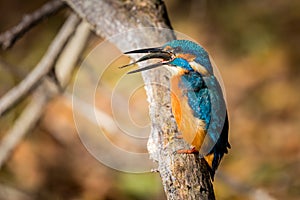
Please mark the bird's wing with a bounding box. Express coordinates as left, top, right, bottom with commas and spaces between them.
200, 76, 227, 155
171, 74, 207, 150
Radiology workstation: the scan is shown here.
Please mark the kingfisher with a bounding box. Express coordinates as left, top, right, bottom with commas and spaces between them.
120, 40, 230, 180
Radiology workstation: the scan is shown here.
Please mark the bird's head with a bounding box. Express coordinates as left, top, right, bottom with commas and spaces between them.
120, 40, 213, 76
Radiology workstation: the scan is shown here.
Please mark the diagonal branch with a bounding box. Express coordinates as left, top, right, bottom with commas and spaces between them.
0, 0, 66, 50
0, 14, 79, 117
0, 16, 90, 169
0, 85, 49, 168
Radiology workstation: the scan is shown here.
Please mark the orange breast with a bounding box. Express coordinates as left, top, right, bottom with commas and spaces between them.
171, 75, 206, 150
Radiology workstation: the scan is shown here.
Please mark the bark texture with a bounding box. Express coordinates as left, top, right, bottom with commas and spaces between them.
63, 0, 215, 199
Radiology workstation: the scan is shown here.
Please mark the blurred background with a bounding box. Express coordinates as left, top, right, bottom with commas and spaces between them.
0, 0, 300, 199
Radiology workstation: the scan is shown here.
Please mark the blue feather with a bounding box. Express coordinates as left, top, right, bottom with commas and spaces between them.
179, 71, 211, 130
163, 40, 214, 74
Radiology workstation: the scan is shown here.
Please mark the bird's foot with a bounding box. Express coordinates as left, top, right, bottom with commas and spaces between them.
174, 134, 183, 139
177, 147, 199, 154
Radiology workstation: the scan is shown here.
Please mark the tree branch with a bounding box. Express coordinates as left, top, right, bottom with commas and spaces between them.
0, 84, 49, 169
55, 20, 90, 88
0, 14, 79, 117
0, 0, 66, 50
63, 1, 214, 199
0, 15, 90, 169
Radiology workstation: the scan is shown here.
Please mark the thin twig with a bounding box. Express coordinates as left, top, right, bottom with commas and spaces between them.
0, 14, 79, 117
0, 85, 49, 168
0, 0, 66, 49
55, 20, 90, 88
0, 16, 89, 169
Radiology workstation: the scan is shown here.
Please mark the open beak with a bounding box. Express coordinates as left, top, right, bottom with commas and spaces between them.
119, 47, 173, 74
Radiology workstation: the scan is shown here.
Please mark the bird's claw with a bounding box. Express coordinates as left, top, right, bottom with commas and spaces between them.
174, 134, 183, 139
177, 147, 199, 154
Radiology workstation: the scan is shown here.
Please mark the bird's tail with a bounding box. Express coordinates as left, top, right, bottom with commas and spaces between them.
205, 112, 231, 181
